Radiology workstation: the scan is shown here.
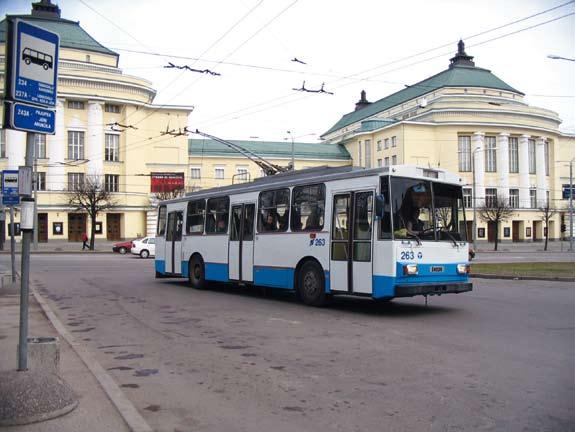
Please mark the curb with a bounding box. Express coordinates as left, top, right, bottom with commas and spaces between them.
471, 274, 575, 282
0, 251, 114, 255
32, 290, 153, 432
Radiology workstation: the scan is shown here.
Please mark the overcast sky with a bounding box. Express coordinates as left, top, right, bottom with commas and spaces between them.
2, 0, 574, 143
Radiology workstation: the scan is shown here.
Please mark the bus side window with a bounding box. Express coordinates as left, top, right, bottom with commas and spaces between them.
186, 199, 205, 235
258, 188, 289, 233
206, 196, 230, 234
157, 205, 167, 237
291, 184, 325, 232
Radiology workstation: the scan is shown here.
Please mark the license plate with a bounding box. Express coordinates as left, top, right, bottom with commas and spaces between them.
430, 266, 444, 273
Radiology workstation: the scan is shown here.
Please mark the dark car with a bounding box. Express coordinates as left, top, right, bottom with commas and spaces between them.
112, 240, 133, 255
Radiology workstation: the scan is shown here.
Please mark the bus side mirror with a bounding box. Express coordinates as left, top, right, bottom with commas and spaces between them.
375, 194, 385, 220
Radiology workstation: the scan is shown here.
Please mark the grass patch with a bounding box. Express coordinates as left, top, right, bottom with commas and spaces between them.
472, 262, 575, 278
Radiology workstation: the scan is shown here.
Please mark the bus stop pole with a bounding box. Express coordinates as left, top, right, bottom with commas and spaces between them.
17, 132, 35, 371
10, 205, 16, 283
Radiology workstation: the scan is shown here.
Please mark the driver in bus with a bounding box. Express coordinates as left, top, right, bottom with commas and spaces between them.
399, 184, 428, 238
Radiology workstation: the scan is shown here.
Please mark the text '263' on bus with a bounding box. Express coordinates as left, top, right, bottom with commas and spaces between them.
155, 165, 472, 306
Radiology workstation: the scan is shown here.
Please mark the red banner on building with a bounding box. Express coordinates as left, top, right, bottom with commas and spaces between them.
150, 172, 185, 193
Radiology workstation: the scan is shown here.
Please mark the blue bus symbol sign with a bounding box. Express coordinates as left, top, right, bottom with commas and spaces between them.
12, 19, 59, 107
2, 170, 20, 206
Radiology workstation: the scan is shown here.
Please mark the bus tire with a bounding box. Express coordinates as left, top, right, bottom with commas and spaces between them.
298, 260, 326, 306
189, 255, 206, 289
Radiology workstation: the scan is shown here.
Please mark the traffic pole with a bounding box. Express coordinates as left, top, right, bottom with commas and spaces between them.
10, 205, 16, 283
569, 161, 573, 252
17, 132, 35, 371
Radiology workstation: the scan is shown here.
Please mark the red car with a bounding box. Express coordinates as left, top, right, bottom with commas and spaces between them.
112, 240, 133, 255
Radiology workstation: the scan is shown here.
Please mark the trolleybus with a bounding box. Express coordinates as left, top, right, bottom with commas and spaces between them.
155, 165, 472, 306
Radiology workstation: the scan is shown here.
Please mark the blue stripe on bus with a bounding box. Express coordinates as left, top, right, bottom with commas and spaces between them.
372, 275, 395, 298
155, 260, 165, 274
254, 266, 294, 289
181, 261, 188, 278
205, 262, 229, 282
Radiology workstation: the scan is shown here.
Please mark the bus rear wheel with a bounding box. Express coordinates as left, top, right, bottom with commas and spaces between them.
298, 261, 326, 306
189, 255, 205, 289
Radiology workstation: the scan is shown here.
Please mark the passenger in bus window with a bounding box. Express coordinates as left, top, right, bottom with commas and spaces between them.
263, 213, 278, 231
216, 216, 227, 233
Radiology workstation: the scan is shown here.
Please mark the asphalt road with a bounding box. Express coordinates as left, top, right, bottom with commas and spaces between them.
13, 255, 575, 432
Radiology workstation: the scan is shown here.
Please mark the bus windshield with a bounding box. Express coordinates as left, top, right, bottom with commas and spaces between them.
389, 177, 466, 242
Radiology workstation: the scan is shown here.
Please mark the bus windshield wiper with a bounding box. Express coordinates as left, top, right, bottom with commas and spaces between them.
439, 228, 459, 247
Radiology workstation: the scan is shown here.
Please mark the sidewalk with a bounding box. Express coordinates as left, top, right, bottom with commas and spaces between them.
475, 240, 574, 253
0, 287, 131, 431
0, 240, 118, 254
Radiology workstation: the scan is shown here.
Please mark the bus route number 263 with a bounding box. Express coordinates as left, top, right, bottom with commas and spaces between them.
309, 238, 326, 247
400, 250, 423, 260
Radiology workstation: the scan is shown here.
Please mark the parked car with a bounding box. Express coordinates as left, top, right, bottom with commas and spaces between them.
112, 240, 134, 255
131, 237, 156, 258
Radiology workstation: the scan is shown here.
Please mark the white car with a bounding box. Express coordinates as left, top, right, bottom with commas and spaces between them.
131, 237, 156, 258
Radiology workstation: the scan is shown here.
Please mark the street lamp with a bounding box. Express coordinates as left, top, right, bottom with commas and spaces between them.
547, 54, 575, 62
286, 130, 294, 170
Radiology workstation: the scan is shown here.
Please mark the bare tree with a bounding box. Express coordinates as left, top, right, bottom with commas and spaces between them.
67, 175, 116, 250
153, 186, 185, 202
478, 197, 514, 251
539, 201, 558, 251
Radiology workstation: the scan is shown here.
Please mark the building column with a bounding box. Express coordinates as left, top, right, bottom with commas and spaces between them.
47, 98, 66, 191
473, 132, 485, 207
6, 129, 26, 170
518, 134, 530, 209
536, 136, 548, 207
87, 101, 104, 177
497, 133, 510, 203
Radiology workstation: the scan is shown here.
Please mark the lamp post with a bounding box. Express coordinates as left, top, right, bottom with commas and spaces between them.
286, 130, 294, 170
558, 158, 574, 251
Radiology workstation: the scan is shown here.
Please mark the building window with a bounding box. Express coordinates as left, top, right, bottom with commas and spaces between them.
36, 172, 46, 191
236, 166, 249, 182
105, 174, 119, 192
377, 158, 382, 167
546, 190, 550, 205
67, 173, 84, 190
384, 138, 389, 149
384, 157, 389, 167
358, 141, 362, 166
509, 137, 518, 173
485, 188, 497, 207
509, 189, 519, 208
463, 188, 472, 208
530, 189, 537, 208
458, 135, 471, 172
391, 136, 397, 147
105, 134, 120, 162
528, 139, 536, 174
376, 140, 382, 151
67, 131, 85, 160
104, 104, 121, 113
544, 141, 549, 176
391, 155, 397, 165
67, 100, 84, 110
0, 130, 6, 158
364, 140, 372, 168
35, 134, 46, 159
214, 167, 225, 180
190, 167, 201, 180
485, 136, 496, 172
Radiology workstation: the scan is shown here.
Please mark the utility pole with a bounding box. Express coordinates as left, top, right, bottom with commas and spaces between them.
33, 139, 38, 250
287, 130, 295, 170
570, 160, 573, 251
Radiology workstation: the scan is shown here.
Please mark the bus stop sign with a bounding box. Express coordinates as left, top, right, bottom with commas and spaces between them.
11, 19, 59, 107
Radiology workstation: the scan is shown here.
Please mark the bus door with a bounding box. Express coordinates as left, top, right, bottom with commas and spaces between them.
330, 191, 373, 294
228, 203, 255, 283
165, 211, 183, 274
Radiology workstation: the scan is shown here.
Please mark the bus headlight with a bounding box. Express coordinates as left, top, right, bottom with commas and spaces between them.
457, 264, 470, 274
403, 264, 418, 275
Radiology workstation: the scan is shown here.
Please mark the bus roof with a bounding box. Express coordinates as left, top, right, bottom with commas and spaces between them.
161, 165, 463, 205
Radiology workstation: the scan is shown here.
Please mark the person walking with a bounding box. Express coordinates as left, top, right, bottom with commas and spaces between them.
81, 232, 89, 250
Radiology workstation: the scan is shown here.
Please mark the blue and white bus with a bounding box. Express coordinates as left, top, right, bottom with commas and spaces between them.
155, 165, 472, 306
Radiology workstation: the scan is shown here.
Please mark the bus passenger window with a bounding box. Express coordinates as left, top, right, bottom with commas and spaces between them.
186, 199, 205, 235
258, 188, 289, 232
157, 205, 167, 237
206, 196, 229, 234
379, 177, 392, 239
291, 184, 325, 231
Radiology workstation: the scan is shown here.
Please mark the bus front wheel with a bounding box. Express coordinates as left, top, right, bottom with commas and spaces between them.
298, 261, 326, 307
189, 255, 205, 289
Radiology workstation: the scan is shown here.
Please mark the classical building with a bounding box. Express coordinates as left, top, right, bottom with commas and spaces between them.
321, 41, 575, 242
0, 1, 193, 241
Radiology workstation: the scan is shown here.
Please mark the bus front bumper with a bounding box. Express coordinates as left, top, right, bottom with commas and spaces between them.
394, 282, 472, 297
